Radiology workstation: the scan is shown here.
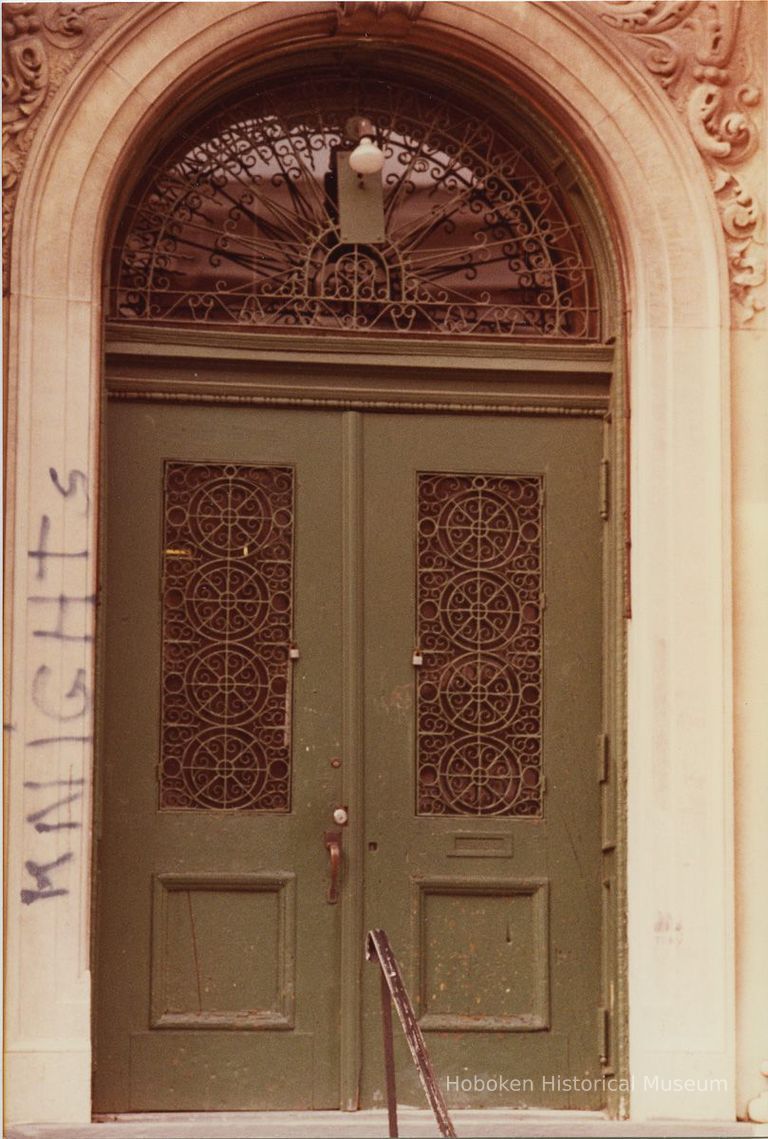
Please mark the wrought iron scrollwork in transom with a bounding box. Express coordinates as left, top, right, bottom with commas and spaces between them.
111, 75, 599, 340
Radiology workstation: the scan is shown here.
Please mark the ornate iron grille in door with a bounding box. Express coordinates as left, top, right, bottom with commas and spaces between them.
110, 74, 599, 340
160, 462, 294, 810
416, 473, 543, 815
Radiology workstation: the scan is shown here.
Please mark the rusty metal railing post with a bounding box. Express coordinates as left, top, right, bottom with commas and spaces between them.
366, 928, 457, 1139
379, 965, 399, 1138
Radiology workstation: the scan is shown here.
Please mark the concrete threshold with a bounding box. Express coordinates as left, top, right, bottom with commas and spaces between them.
5, 1110, 766, 1139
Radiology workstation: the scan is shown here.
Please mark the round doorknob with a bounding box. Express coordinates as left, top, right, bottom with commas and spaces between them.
333, 807, 349, 826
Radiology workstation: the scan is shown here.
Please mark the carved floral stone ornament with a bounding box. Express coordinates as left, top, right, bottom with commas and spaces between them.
584, 0, 766, 324
1, 2, 126, 286
334, 1, 426, 36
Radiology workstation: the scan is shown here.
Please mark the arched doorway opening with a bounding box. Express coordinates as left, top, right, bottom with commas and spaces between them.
6, 2, 737, 1125
94, 49, 623, 1114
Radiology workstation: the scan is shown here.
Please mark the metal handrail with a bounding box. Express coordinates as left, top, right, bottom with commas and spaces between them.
366, 928, 457, 1139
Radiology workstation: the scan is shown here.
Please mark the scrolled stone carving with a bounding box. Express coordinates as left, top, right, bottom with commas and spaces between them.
2, 3, 126, 290
585, 0, 765, 324
334, 1, 425, 36
2, 4, 87, 171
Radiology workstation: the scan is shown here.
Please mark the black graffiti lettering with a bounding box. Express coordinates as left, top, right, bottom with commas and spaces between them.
26, 791, 82, 833
24, 779, 86, 789
19, 466, 94, 907
26, 792, 82, 820
29, 594, 96, 642
20, 887, 69, 904
20, 852, 72, 904
31, 821, 80, 833
31, 824, 79, 833
26, 734, 92, 747
24, 851, 73, 885
25, 778, 84, 830
31, 666, 90, 721
28, 516, 88, 581
29, 516, 51, 581
49, 468, 89, 514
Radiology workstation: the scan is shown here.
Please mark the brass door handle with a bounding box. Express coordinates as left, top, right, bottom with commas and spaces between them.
324, 830, 342, 904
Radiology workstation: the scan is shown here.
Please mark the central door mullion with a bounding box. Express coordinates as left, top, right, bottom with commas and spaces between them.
339, 410, 365, 1109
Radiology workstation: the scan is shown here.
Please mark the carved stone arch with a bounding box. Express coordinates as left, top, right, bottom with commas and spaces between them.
5, 1, 734, 1125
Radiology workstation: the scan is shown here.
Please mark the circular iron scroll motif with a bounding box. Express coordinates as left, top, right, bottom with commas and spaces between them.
185, 646, 270, 725
175, 727, 289, 812
436, 736, 522, 816
160, 463, 294, 811
417, 473, 543, 816
111, 73, 599, 339
437, 654, 521, 731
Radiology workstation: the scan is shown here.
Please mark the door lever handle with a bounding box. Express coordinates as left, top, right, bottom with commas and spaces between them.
324, 829, 342, 905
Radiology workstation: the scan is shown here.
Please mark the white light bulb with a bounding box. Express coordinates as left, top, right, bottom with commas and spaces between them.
349, 136, 384, 175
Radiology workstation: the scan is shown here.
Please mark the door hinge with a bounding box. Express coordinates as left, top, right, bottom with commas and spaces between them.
599, 458, 610, 520
598, 1005, 611, 1068
599, 732, 610, 783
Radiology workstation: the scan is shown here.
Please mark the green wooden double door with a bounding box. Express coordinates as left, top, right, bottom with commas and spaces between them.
94, 403, 604, 1112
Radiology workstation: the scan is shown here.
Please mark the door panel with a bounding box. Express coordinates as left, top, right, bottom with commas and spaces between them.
360, 414, 603, 1109
94, 404, 345, 1111
95, 403, 603, 1112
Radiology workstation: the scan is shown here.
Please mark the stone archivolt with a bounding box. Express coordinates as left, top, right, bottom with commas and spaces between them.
584, 0, 765, 324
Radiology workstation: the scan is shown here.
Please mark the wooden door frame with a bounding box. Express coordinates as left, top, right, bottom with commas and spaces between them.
101, 326, 626, 1113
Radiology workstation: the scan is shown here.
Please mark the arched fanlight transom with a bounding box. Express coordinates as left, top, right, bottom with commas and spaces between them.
110, 72, 601, 340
